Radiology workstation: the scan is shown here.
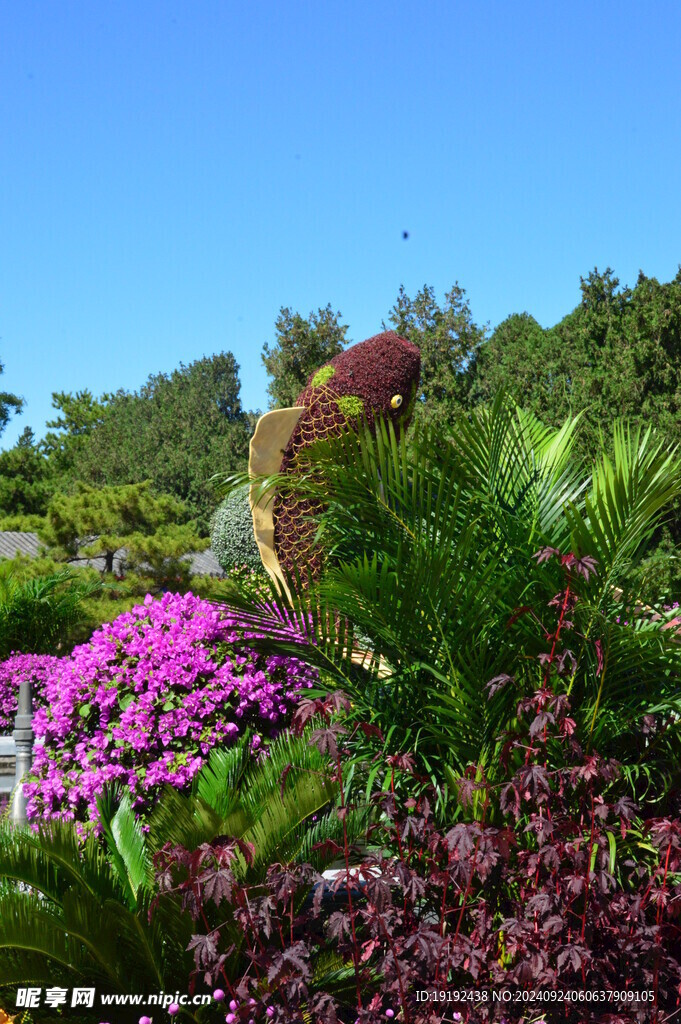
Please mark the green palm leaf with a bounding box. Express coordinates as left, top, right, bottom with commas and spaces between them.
215, 392, 681, 805
0, 564, 101, 658
97, 788, 153, 906
0, 820, 193, 996
148, 729, 348, 877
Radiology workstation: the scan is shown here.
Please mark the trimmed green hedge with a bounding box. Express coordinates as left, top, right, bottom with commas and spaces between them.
210, 489, 262, 574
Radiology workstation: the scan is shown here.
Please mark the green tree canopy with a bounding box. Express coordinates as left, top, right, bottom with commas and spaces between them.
0, 427, 53, 517
261, 304, 349, 408
385, 283, 487, 433
40, 481, 207, 584
0, 356, 23, 438
70, 353, 251, 532
0, 392, 113, 520
41, 389, 112, 474
470, 267, 681, 459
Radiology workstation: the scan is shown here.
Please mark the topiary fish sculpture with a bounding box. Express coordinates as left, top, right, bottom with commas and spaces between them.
249, 331, 421, 592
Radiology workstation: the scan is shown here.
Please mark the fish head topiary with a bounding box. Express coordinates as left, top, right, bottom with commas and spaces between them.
301, 330, 421, 432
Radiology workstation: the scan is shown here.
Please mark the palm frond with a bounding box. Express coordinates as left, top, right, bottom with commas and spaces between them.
0, 821, 125, 907
565, 421, 681, 591
213, 394, 681, 793
97, 787, 153, 906
0, 564, 101, 657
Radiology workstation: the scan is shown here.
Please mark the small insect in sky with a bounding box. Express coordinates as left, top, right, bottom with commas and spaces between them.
402, 230, 409, 239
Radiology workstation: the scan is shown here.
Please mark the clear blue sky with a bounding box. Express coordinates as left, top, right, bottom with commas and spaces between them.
2, 0, 680, 449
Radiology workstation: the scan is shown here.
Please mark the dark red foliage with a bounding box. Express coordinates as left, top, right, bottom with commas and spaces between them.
153, 551, 681, 1024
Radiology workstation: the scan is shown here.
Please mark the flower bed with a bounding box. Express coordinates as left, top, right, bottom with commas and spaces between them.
15, 592, 316, 826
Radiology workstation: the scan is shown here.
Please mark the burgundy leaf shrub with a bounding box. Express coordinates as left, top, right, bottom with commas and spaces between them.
154, 557, 681, 1024
19, 591, 316, 826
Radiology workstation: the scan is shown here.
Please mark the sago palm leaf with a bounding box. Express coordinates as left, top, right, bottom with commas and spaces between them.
0, 820, 193, 996
193, 737, 251, 817
216, 394, 681, 797
0, 885, 138, 992
97, 787, 154, 907
0, 821, 125, 908
148, 728, 351, 879
0, 890, 94, 986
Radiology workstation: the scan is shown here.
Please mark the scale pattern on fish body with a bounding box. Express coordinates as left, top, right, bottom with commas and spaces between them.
272, 331, 421, 580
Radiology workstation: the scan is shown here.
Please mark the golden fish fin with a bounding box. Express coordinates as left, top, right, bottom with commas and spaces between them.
248, 407, 305, 595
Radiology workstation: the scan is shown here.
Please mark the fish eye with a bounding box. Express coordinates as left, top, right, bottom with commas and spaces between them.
390, 394, 403, 409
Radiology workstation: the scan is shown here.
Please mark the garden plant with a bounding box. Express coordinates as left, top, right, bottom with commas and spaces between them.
5, 591, 317, 827
155, 669, 681, 1022
0, 724, 364, 1022
0, 563, 100, 660
210, 489, 264, 578
220, 395, 681, 809
0, 393, 680, 1023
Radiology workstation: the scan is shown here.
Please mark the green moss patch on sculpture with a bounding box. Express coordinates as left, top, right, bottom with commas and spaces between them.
311, 365, 336, 388
336, 395, 365, 420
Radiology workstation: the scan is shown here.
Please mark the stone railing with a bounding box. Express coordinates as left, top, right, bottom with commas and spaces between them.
0, 736, 15, 798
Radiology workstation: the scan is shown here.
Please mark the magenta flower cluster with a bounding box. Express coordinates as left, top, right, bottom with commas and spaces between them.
0, 653, 60, 734
18, 592, 316, 826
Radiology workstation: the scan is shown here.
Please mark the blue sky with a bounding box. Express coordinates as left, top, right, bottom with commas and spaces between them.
2, 0, 680, 449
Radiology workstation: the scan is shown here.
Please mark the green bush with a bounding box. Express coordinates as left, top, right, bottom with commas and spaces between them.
220, 397, 681, 810
210, 489, 262, 574
620, 525, 681, 605
0, 562, 102, 658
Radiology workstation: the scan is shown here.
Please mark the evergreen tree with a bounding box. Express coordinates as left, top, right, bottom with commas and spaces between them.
470, 267, 681, 462
386, 283, 486, 433
71, 353, 251, 532
41, 481, 207, 584
42, 389, 112, 476
261, 304, 349, 408
0, 356, 22, 438
0, 427, 53, 517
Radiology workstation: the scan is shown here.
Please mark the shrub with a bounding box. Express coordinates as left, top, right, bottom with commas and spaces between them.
159, 558, 681, 1023
0, 728, 356, 1019
217, 403, 681, 805
210, 489, 263, 574
158, 694, 681, 1023
22, 591, 316, 827
0, 564, 101, 659
620, 526, 681, 606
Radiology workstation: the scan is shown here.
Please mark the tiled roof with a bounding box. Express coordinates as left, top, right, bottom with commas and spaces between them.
187, 548, 225, 577
0, 531, 42, 560
0, 532, 225, 578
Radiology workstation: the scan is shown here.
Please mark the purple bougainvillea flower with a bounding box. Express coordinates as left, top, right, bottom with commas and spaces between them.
4, 592, 315, 828
0, 653, 60, 733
